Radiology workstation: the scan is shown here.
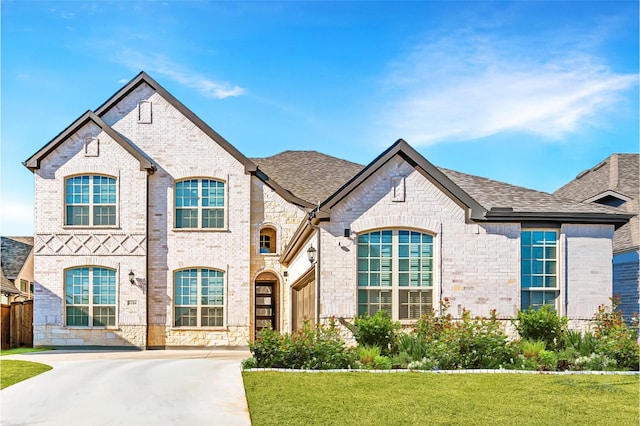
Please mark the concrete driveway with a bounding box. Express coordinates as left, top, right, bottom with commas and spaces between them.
1, 349, 252, 426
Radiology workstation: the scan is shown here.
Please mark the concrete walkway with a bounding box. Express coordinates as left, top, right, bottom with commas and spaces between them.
1, 349, 252, 426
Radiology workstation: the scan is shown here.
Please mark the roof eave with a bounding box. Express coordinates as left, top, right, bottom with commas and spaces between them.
481, 210, 633, 229
253, 168, 316, 209
24, 110, 156, 173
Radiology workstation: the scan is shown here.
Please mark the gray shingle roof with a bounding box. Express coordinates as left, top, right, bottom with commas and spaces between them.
553, 154, 639, 253
440, 168, 623, 215
252, 151, 365, 205
554, 154, 639, 202
1, 236, 34, 279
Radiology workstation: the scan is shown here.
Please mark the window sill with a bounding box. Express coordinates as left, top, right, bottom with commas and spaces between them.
64, 326, 120, 330
259, 252, 279, 257
171, 327, 227, 331
62, 226, 122, 231
172, 228, 229, 233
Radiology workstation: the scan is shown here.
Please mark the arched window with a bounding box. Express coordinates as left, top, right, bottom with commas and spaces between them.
259, 227, 277, 254
65, 175, 116, 226
65, 266, 116, 326
357, 230, 434, 320
175, 179, 225, 229
174, 268, 224, 327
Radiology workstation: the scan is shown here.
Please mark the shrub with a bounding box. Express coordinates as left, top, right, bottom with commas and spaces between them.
521, 339, 546, 359
409, 304, 518, 370
357, 345, 381, 368
592, 298, 639, 371
538, 350, 558, 371
513, 305, 567, 350
374, 355, 392, 370
564, 330, 597, 357
248, 319, 356, 370
573, 353, 617, 371
397, 332, 428, 362
353, 310, 400, 355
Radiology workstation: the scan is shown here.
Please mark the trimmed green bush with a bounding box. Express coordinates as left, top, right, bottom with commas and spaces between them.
513, 305, 567, 350
352, 310, 400, 355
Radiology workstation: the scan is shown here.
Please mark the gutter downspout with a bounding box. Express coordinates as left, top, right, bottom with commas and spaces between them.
145, 172, 151, 350
439, 222, 443, 315
308, 216, 321, 325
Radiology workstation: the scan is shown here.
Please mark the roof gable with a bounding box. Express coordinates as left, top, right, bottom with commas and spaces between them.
24, 111, 155, 172
94, 71, 257, 174
320, 139, 486, 221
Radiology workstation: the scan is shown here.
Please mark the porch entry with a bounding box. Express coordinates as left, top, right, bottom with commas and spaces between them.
255, 281, 277, 337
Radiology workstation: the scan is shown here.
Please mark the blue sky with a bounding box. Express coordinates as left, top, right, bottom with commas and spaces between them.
2, 1, 638, 235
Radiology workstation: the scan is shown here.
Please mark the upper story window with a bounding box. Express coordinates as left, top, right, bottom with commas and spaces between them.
65, 175, 116, 226
521, 230, 559, 311
174, 268, 224, 327
259, 227, 277, 254
65, 266, 116, 327
175, 179, 225, 229
357, 229, 434, 321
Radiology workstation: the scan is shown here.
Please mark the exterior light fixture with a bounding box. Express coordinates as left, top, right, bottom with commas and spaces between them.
128, 271, 136, 284
307, 245, 317, 264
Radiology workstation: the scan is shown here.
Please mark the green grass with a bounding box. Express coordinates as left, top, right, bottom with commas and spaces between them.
1, 360, 52, 389
243, 372, 639, 425
1, 347, 52, 356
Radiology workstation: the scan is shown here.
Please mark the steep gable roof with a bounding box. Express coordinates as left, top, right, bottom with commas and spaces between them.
24, 111, 155, 172
94, 71, 257, 174
1, 237, 33, 280
252, 151, 365, 206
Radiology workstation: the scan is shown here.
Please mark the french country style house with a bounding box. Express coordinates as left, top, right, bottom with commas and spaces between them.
24, 72, 632, 348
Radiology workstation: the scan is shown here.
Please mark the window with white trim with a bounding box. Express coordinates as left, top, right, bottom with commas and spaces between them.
175, 179, 225, 229
357, 230, 434, 320
65, 175, 116, 226
520, 230, 559, 310
65, 267, 116, 327
174, 268, 224, 327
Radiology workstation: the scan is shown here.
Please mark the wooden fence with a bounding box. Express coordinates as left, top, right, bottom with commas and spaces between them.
1, 300, 33, 349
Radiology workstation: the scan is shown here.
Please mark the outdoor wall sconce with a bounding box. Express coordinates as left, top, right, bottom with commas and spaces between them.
129, 271, 136, 284
307, 245, 317, 264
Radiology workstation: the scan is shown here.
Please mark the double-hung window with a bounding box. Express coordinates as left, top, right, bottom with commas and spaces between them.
65, 267, 116, 327
358, 230, 434, 320
520, 230, 559, 310
65, 175, 116, 226
174, 268, 224, 327
175, 179, 225, 229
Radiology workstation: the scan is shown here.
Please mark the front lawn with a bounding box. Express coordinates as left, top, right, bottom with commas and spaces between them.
1, 360, 52, 389
1, 347, 52, 356
243, 372, 639, 425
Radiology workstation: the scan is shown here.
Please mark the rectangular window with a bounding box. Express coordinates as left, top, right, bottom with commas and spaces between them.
175, 179, 225, 229
65, 175, 116, 226
357, 230, 434, 320
65, 267, 116, 327
20, 279, 28, 293
521, 230, 559, 311
174, 268, 224, 327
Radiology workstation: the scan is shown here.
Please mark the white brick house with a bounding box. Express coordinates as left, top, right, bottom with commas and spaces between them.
25, 72, 631, 348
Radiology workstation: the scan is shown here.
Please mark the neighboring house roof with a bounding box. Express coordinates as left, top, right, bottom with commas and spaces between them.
1, 237, 33, 279
1, 237, 33, 296
24, 111, 156, 173
252, 151, 365, 205
554, 154, 639, 253
1, 270, 20, 296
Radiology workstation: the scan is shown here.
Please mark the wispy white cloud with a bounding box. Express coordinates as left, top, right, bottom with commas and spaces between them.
380, 28, 638, 146
113, 49, 246, 99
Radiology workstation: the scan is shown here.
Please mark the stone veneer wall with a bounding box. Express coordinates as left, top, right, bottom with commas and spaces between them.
249, 178, 307, 337
33, 120, 149, 347
101, 83, 252, 347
